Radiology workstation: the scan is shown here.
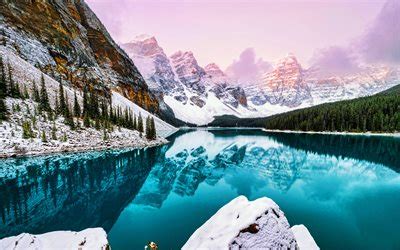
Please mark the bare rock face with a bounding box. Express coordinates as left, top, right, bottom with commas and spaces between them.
0, 0, 160, 113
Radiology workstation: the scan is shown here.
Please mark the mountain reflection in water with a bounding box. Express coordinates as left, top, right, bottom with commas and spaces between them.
1, 129, 399, 250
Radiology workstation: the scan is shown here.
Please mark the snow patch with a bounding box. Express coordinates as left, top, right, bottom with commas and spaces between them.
0, 228, 109, 250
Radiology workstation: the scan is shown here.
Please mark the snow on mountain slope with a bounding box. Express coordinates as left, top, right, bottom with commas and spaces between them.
246, 54, 400, 110
112, 92, 177, 136
1, 45, 176, 138
123, 35, 399, 125
122, 35, 251, 125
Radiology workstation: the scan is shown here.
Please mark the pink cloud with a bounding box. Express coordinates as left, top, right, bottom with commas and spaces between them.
225, 48, 271, 84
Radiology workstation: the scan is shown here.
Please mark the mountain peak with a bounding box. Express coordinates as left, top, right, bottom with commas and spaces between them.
205, 63, 226, 78
130, 34, 157, 43
122, 34, 163, 57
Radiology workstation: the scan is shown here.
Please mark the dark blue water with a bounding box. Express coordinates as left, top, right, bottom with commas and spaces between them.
1, 129, 400, 249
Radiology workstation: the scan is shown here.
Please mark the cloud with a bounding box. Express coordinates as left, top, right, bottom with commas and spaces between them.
358, 0, 400, 64
225, 48, 271, 84
310, 46, 360, 77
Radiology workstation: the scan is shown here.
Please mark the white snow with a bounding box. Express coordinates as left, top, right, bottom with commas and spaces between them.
112, 91, 177, 137
0, 228, 109, 250
183, 196, 317, 249
291, 225, 319, 250
0, 45, 176, 158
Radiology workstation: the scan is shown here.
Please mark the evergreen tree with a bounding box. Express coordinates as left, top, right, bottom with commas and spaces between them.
82, 85, 89, 117
1, 30, 6, 46
0, 91, 6, 121
23, 84, 29, 99
22, 121, 33, 139
51, 122, 57, 140
73, 91, 81, 117
0, 55, 6, 98
41, 130, 48, 143
145, 115, 151, 139
137, 112, 144, 135
32, 80, 40, 102
64, 94, 74, 128
0, 56, 6, 121
7, 63, 13, 97
58, 80, 66, 115
133, 113, 137, 130
39, 74, 51, 112
151, 117, 156, 139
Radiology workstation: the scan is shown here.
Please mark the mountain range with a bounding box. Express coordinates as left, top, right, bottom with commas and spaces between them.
0, 0, 398, 128
122, 35, 400, 125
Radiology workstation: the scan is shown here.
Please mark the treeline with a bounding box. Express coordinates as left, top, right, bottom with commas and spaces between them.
0, 54, 157, 140
265, 90, 400, 132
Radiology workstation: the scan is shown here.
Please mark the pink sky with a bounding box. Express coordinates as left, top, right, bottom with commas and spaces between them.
86, 0, 385, 69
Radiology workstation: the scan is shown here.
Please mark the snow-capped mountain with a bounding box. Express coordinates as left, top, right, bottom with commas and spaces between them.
122, 36, 251, 124
122, 36, 399, 125
246, 54, 400, 111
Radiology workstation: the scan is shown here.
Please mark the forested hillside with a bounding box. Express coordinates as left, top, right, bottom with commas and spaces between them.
265, 85, 400, 132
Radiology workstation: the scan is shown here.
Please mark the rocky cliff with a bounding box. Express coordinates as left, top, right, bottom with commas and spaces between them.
0, 0, 160, 114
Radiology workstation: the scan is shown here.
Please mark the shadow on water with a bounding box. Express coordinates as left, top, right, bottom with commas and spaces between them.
0, 147, 162, 238
264, 131, 400, 172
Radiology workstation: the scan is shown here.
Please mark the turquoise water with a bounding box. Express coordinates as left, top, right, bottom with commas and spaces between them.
1, 129, 400, 249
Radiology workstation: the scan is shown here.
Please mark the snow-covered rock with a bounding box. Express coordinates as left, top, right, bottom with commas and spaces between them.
0, 228, 109, 250
291, 225, 319, 250
183, 196, 318, 249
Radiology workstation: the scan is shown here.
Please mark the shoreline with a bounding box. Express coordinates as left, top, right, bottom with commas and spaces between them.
0, 138, 169, 159
262, 128, 400, 137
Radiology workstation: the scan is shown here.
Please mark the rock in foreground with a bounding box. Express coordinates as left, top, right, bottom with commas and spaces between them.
183, 196, 319, 249
0, 228, 109, 250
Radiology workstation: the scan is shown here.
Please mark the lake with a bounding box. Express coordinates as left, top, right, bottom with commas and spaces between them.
0, 129, 400, 249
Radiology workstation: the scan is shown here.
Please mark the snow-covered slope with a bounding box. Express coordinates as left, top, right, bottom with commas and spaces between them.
0, 45, 175, 157
0, 45, 176, 135
0, 228, 109, 250
121, 35, 252, 125
183, 196, 318, 249
123, 36, 399, 125
246, 54, 400, 110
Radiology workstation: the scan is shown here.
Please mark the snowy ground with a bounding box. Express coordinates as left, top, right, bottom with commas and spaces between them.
0, 98, 167, 158
0, 228, 109, 250
0, 45, 177, 158
183, 196, 319, 250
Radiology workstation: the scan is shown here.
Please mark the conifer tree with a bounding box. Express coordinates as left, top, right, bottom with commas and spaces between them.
138, 112, 144, 134
32, 80, 40, 102
7, 63, 13, 97
151, 117, 156, 139
22, 121, 33, 139
133, 113, 137, 130
82, 85, 89, 117
145, 115, 151, 140
58, 80, 66, 115
41, 130, 47, 143
0, 89, 6, 121
51, 122, 57, 140
64, 94, 74, 128
23, 84, 29, 99
73, 91, 81, 117
0, 56, 6, 121
0, 55, 6, 98
39, 74, 51, 112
